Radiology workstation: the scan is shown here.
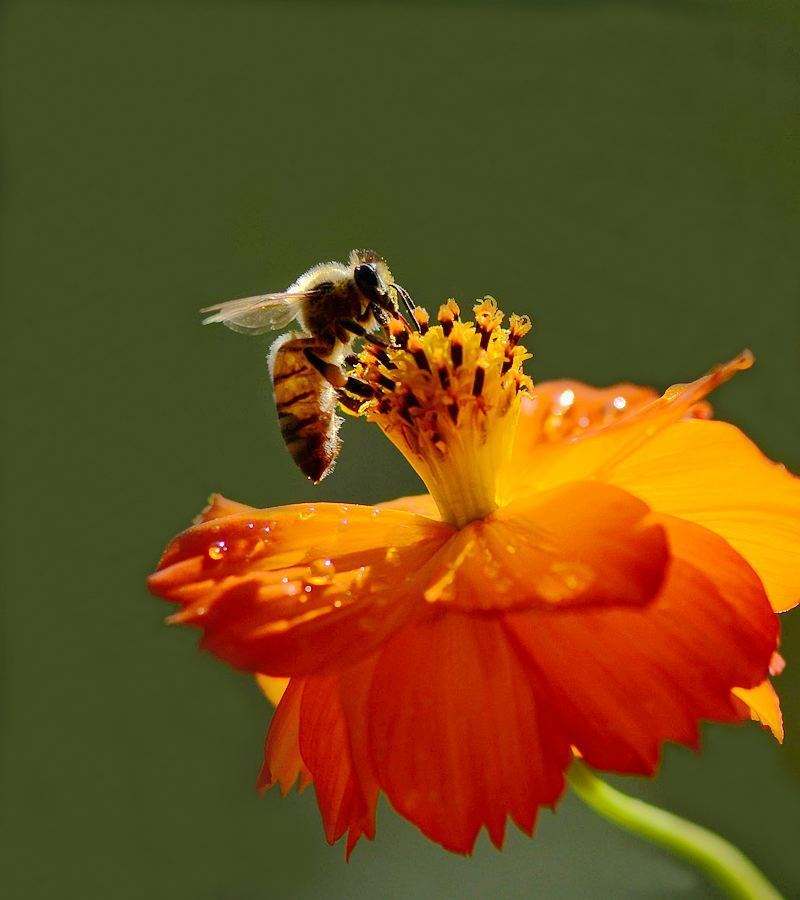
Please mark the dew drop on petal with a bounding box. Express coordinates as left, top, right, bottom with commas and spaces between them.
558, 388, 575, 409
612, 395, 627, 411
311, 558, 335, 576
207, 540, 227, 561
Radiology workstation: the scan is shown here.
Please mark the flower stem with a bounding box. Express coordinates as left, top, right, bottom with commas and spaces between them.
567, 760, 783, 900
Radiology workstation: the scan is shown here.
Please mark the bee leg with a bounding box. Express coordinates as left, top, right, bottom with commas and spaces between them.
303, 348, 347, 389
341, 320, 397, 370
341, 318, 389, 348
368, 303, 390, 330
304, 347, 376, 399
337, 391, 365, 414
343, 376, 374, 398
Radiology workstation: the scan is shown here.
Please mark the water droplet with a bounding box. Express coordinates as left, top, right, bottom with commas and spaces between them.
281, 576, 289, 584
310, 558, 335, 577
340, 518, 349, 527
612, 395, 627, 411
262, 523, 272, 536
245, 521, 255, 530
333, 599, 343, 608
207, 540, 227, 561
304, 584, 312, 593
558, 388, 575, 409
385, 546, 400, 564
371, 506, 382, 517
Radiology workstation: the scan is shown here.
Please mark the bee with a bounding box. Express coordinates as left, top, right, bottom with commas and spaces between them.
201, 249, 417, 483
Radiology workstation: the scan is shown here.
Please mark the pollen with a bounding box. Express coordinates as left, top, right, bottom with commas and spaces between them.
351, 298, 533, 527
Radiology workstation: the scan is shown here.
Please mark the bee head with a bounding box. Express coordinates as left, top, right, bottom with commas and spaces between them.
351, 250, 400, 315
354, 262, 383, 299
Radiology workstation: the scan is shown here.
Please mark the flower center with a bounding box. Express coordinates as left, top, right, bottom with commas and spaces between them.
351, 298, 532, 528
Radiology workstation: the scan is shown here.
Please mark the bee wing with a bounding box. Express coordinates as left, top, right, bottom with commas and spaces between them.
200, 291, 311, 335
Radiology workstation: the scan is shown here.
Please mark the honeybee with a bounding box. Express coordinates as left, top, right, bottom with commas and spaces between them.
201, 250, 417, 482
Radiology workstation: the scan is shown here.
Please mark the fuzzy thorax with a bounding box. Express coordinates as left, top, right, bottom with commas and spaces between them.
354, 298, 533, 528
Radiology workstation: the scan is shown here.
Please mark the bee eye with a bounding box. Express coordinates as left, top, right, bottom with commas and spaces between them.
354, 263, 381, 296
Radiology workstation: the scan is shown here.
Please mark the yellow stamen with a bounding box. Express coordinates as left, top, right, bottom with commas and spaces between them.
353, 298, 533, 528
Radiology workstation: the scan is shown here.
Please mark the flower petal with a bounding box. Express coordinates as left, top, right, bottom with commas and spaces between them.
515, 380, 660, 446
367, 613, 571, 854
147, 500, 453, 675
377, 493, 440, 519
504, 352, 752, 502
420, 482, 668, 611
604, 420, 800, 612
299, 667, 378, 856
196, 493, 259, 522
515, 378, 714, 450
256, 674, 289, 706
506, 516, 778, 774
258, 677, 312, 795
733, 680, 784, 742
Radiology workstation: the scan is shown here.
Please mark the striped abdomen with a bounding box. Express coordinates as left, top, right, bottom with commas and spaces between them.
268, 333, 343, 483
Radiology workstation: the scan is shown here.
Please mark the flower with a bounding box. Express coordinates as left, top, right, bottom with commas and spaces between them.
148, 299, 797, 856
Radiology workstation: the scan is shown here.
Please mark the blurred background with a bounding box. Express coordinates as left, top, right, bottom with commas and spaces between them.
3, 1, 799, 897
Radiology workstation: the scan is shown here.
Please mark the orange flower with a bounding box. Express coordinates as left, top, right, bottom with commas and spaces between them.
148, 299, 797, 856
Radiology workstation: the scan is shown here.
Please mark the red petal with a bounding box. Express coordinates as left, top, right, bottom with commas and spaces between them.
196, 493, 259, 523
259, 678, 311, 794
506, 516, 778, 774
421, 482, 668, 611
148, 502, 452, 675
367, 614, 571, 853
299, 667, 378, 855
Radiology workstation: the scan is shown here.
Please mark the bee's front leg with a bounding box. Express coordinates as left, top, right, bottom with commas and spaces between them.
368, 303, 389, 329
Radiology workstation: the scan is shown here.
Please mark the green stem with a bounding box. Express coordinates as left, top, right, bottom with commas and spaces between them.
567, 760, 783, 900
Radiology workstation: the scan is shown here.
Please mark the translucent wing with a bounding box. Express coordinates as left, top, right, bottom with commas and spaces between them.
200, 291, 310, 335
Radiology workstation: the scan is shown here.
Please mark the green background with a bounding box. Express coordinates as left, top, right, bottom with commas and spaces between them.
3, 1, 799, 897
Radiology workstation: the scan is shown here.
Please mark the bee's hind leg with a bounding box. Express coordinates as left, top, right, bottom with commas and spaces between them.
303, 348, 347, 388
304, 347, 375, 400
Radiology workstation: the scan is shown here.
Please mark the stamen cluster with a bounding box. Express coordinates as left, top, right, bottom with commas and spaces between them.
345, 298, 533, 527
